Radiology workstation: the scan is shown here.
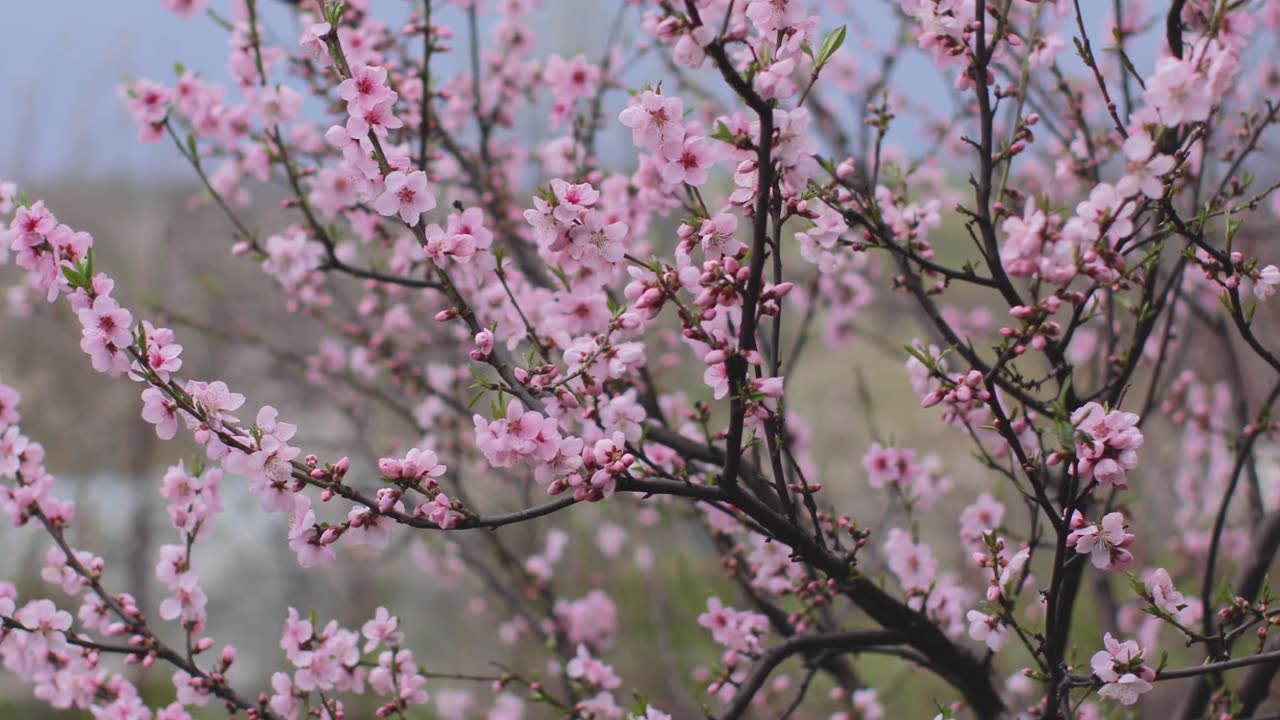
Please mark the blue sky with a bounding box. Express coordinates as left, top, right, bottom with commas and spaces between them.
0, 2, 301, 180
0, 1, 638, 181
0, 2, 1142, 183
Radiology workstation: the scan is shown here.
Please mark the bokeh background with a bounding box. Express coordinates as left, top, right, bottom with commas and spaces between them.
1, 2, 1277, 719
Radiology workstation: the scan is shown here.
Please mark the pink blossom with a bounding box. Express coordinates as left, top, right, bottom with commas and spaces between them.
618, 92, 684, 151
565, 644, 621, 689
698, 212, 744, 261
161, 0, 209, 20
1071, 402, 1143, 487
1144, 568, 1186, 614
374, 170, 436, 226
1253, 265, 1280, 300
966, 610, 1008, 652
1067, 511, 1135, 572
1090, 633, 1154, 705
543, 54, 600, 103
883, 527, 937, 592
300, 22, 332, 61
745, 0, 806, 34
697, 597, 768, 654
1144, 56, 1213, 126
1116, 133, 1174, 199
361, 606, 403, 652
347, 98, 403, 139
339, 66, 395, 111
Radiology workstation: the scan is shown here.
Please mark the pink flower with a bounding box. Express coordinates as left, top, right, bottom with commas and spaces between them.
756, 57, 798, 99
189, 380, 245, 429
703, 360, 730, 400
379, 447, 447, 484
140, 322, 183, 381
159, 571, 208, 626
269, 672, 300, 717
0, 380, 19, 429
287, 495, 335, 568
374, 170, 436, 226
862, 443, 918, 489
0, 181, 16, 215
697, 597, 768, 654
346, 98, 403, 139
256, 85, 304, 126
543, 54, 600, 102
420, 493, 463, 529
124, 79, 174, 124
659, 135, 715, 186
77, 295, 135, 374
1144, 56, 1213, 126
566, 213, 627, 268
698, 212, 744, 261
966, 610, 1008, 652
1071, 402, 1143, 487
263, 227, 324, 288
883, 527, 937, 592
361, 606, 403, 652
1144, 568, 1186, 614
745, 0, 806, 34
141, 387, 180, 440
565, 644, 621, 690
959, 493, 1005, 548
1253, 265, 1280, 300
618, 91, 684, 152
1067, 511, 1135, 572
161, 0, 209, 20
1116, 133, 1174, 199
299, 22, 332, 62
338, 66, 394, 112
77, 295, 133, 349
14, 599, 72, 651
1090, 633, 1154, 705
1075, 182, 1134, 241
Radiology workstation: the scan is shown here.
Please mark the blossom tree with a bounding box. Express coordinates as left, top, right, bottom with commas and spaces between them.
4, 0, 1280, 718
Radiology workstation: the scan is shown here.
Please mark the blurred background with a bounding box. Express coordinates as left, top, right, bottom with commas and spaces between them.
1, 2, 1276, 719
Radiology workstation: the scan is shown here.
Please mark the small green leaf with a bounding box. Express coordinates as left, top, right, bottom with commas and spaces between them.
1055, 419, 1075, 450
61, 264, 84, 289
815, 25, 847, 69
709, 121, 737, 144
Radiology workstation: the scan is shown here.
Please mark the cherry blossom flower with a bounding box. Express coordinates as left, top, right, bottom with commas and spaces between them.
361, 607, 404, 652
373, 170, 436, 226
966, 610, 1008, 652
1071, 402, 1143, 487
565, 644, 621, 689
1253, 264, 1280, 300
1144, 568, 1186, 614
1067, 511, 1135, 572
1116, 132, 1174, 199
1090, 633, 1154, 705
659, 135, 715, 186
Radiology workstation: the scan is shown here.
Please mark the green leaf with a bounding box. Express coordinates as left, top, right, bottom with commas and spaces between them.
709, 120, 737, 144
902, 344, 933, 368
61, 264, 84, 289
815, 25, 847, 69
1055, 419, 1075, 450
